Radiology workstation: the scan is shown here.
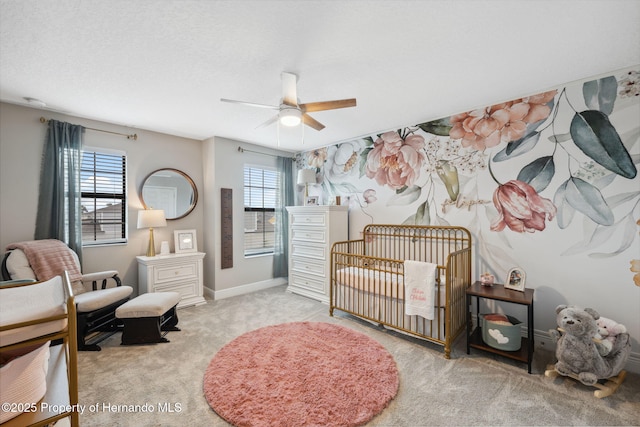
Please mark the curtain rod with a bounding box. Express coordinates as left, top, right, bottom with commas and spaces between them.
40, 117, 138, 140
237, 146, 294, 159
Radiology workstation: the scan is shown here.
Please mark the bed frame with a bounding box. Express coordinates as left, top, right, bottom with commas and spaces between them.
330, 224, 472, 358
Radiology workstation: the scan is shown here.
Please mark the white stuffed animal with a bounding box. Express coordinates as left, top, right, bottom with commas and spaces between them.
595, 316, 627, 356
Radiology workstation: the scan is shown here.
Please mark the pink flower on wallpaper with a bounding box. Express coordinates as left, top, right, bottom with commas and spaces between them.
491, 180, 557, 233
365, 131, 426, 190
363, 189, 377, 204
449, 90, 557, 151
518, 90, 557, 121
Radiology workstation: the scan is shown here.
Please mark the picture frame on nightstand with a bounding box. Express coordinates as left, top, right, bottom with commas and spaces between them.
174, 229, 197, 253
504, 267, 526, 292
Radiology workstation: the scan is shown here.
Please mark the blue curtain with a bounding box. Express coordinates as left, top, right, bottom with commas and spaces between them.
273, 156, 294, 278
35, 119, 85, 262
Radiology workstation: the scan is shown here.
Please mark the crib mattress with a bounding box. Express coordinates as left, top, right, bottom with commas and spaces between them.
0, 276, 67, 347
334, 266, 447, 306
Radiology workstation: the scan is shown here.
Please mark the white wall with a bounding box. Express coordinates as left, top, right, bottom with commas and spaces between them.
1, 103, 294, 296
202, 136, 292, 297
0, 102, 204, 292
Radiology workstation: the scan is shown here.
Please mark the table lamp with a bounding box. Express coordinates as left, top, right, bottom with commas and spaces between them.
137, 209, 167, 256
297, 169, 316, 204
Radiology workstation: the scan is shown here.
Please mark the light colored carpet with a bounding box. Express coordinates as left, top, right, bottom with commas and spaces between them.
78, 285, 640, 426
203, 322, 399, 427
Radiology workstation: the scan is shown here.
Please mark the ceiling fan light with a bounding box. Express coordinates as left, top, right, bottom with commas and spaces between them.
279, 108, 301, 127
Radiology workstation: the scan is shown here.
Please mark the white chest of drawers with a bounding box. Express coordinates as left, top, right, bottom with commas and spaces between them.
286, 205, 348, 303
136, 252, 207, 308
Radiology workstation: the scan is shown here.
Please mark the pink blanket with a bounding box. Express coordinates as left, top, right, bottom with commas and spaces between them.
6, 240, 82, 284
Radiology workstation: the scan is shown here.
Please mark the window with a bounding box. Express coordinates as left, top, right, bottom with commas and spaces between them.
80, 149, 127, 245
244, 165, 276, 256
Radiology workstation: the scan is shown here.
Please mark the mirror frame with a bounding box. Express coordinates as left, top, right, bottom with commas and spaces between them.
140, 168, 198, 220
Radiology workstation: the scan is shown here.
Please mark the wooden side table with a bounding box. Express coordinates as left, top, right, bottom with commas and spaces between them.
466, 281, 535, 373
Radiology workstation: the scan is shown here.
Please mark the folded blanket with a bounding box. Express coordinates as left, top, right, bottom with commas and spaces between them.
6, 240, 82, 285
404, 260, 437, 320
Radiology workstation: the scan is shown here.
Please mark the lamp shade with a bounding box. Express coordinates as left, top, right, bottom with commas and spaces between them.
297, 169, 316, 186
137, 209, 167, 229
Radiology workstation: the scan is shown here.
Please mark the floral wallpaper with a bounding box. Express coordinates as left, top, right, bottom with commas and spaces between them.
296, 67, 640, 288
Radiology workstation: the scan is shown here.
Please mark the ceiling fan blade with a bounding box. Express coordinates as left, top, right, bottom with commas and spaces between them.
300, 98, 357, 113
255, 115, 279, 129
281, 72, 298, 106
220, 98, 279, 110
302, 113, 325, 131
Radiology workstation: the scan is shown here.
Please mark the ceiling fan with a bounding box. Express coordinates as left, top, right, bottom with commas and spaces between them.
220, 72, 356, 131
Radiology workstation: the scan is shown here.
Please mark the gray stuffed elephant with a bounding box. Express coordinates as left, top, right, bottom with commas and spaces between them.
549, 305, 630, 386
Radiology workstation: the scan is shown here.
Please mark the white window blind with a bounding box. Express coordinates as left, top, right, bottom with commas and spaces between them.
243, 166, 277, 256
81, 149, 127, 245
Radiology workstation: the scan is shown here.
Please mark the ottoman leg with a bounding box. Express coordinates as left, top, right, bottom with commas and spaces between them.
161, 305, 180, 332
121, 317, 167, 345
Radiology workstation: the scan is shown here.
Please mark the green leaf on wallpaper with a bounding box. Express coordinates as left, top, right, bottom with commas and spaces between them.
553, 180, 575, 229
403, 200, 430, 225
561, 221, 610, 256
593, 171, 617, 190
583, 76, 617, 116
387, 185, 421, 206
548, 133, 572, 143
564, 177, 614, 226
570, 110, 637, 179
563, 213, 637, 258
589, 215, 637, 258
358, 147, 372, 178
517, 156, 555, 192
493, 131, 540, 161
416, 118, 452, 136
433, 213, 451, 226
606, 190, 640, 207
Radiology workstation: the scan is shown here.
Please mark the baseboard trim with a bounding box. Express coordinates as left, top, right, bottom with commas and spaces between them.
207, 277, 288, 301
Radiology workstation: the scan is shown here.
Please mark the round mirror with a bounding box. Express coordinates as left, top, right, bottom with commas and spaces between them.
141, 168, 198, 220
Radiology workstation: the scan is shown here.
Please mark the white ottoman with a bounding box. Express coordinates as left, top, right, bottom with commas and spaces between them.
115, 292, 181, 345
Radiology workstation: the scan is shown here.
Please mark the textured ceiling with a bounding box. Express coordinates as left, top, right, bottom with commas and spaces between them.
1, 0, 639, 152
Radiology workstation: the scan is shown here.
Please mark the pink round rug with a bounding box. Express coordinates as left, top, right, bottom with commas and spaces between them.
203, 322, 399, 427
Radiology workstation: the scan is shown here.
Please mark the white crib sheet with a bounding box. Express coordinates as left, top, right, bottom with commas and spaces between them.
334, 266, 447, 306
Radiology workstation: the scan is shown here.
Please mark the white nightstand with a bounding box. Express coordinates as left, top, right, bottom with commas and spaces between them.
136, 252, 207, 308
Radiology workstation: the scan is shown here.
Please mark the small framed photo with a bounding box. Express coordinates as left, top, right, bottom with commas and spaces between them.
174, 229, 197, 253
504, 267, 526, 292
305, 196, 319, 206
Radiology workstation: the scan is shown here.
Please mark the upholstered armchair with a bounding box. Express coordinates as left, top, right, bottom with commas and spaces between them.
1, 239, 133, 351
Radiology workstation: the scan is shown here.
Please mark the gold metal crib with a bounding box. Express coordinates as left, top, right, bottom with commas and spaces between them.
330, 224, 472, 358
